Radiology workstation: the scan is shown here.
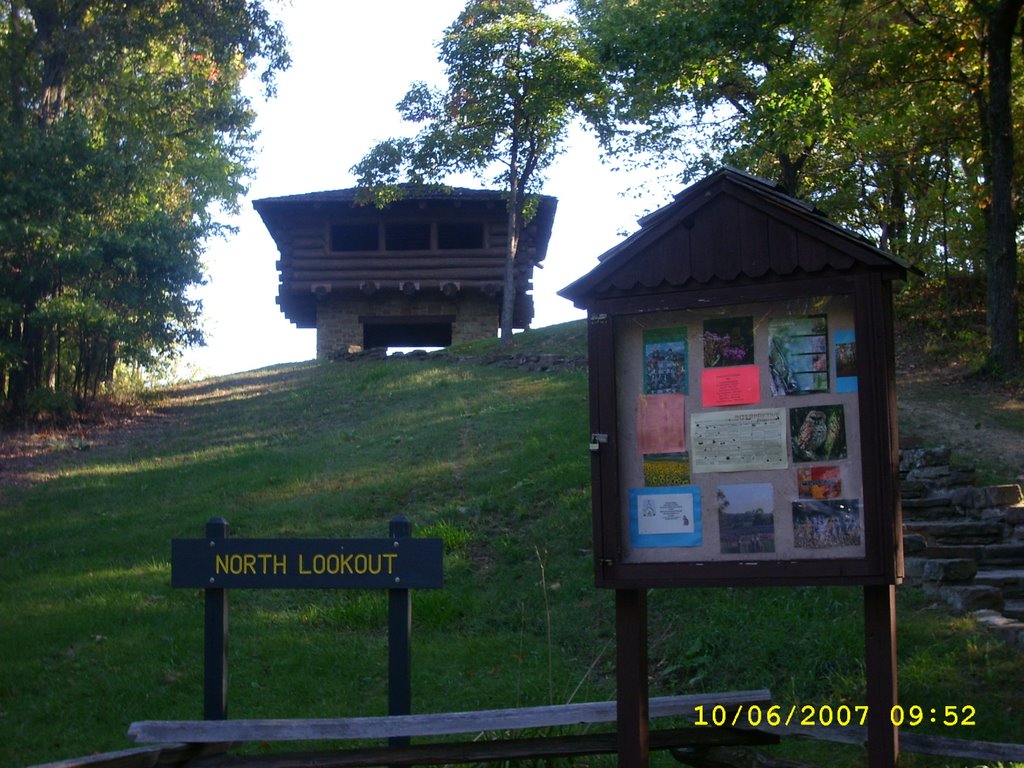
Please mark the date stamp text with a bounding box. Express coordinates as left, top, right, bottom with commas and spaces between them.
694, 704, 976, 728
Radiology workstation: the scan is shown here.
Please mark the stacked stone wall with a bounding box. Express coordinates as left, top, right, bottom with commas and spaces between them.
900, 446, 1024, 646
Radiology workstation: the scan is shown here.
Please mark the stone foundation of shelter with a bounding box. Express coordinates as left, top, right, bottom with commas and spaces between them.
315, 295, 497, 358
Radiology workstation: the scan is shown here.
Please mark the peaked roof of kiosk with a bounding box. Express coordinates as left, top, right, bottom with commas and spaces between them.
559, 167, 913, 305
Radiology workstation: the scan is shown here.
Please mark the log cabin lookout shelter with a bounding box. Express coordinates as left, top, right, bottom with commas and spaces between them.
254, 186, 557, 358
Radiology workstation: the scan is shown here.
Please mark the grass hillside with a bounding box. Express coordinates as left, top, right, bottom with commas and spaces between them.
1, 320, 1022, 767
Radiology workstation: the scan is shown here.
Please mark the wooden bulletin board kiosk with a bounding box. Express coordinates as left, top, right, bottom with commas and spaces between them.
559, 168, 911, 767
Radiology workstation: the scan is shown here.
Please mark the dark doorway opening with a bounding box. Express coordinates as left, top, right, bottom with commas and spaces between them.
361, 316, 454, 349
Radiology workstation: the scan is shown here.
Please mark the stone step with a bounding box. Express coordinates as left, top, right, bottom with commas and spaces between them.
900, 492, 1024, 520
980, 543, 1024, 566
986, 485, 1024, 507
971, 609, 1024, 648
1007, 505, 1024, 536
1004, 600, 1024, 621
948, 485, 1024, 512
903, 520, 1004, 545
901, 496, 958, 520
901, 536, 1024, 560
901, 495, 954, 509
920, 558, 977, 584
903, 465, 978, 488
974, 567, 1024, 599
899, 446, 952, 472
923, 543, 985, 560
928, 584, 1004, 614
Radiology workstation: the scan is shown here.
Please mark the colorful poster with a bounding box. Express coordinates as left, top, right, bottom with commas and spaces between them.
637, 394, 686, 454
643, 452, 691, 487
716, 483, 776, 554
790, 405, 847, 462
768, 315, 829, 395
792, 499, 862, 549
797, 466, 842, 499
701, 364, 760, 407
644, 328, 688, 394
629, 486, 702, 547
834, 330, 857, 393
703, 317, 755, 368
690, 408, 789, 473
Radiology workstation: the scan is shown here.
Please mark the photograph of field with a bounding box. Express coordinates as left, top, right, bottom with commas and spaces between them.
792, 499, 862, 549
642, 452, 691, 486
716, 482, 776, 554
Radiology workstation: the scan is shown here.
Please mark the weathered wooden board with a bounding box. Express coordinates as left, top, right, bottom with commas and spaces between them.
174, 727, 778, 768
27, 743, 227, 768
128, 690, 771, 744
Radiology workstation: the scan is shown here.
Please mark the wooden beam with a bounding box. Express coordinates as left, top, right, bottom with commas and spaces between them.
287, 279, 512, 294
27, 743, 229, 768
128, 692, 771, 745
139, 728, 777, 768
284, 251, 507, 266
288, 267, 509, 281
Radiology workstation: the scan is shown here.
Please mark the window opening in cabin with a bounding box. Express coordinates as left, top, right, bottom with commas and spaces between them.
330, 223, 378, 252
438, 222, 484, 250
385, 223, 431, 251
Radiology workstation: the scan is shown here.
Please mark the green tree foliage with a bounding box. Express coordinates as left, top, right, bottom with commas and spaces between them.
352, 0, 605, 344
0, 0, 289, 415
576, 0, 1023, 372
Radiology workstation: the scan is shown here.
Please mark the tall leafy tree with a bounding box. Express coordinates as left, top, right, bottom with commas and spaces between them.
973, 0, 1023, 371
0, 1, 289, 414
353, 0, 604, 344
576, 0, 1024, 372
575, 0, 847, 195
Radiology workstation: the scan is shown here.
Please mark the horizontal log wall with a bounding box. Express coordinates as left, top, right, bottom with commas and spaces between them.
263, 199, 544, 342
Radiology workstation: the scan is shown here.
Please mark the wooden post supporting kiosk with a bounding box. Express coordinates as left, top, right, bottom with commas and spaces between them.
560, 168, 911, 767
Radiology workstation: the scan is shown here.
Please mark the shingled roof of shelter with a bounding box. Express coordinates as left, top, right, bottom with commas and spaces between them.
254, 184, 556, 209
560, 167, 914, 304
254, 184, 558, 264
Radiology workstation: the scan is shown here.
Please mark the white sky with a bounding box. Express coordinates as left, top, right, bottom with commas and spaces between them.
182, 0, 683, 378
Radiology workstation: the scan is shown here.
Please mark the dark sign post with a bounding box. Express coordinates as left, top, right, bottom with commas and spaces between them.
560, 169, 910, 768
172, 517, 443, 724
388, 516, 413, 753
202, 517, 229, 720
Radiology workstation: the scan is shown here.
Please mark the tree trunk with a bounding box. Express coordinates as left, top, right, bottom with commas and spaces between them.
981, 0, 1023, 372
500, 200, 520, 346
500, 142, 523, 347
7, 307, 44, 414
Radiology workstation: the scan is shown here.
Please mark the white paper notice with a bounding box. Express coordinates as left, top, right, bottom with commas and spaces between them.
690, 408, 789, 473
636, 491, 696, 536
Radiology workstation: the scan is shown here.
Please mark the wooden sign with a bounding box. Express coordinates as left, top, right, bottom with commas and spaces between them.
172, 537, 444, 590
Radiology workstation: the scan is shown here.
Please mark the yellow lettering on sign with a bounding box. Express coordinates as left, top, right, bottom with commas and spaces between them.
214, 550, 402, 579
215, 553, 288, 575
296, 551, 399, 576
